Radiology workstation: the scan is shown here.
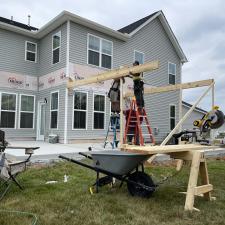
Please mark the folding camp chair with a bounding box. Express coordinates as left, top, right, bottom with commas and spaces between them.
0, 130, 39, 200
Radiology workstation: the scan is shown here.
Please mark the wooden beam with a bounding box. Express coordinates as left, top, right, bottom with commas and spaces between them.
194, 184, 213, 196
67, 60, 159, 89
124, 79, 214, 97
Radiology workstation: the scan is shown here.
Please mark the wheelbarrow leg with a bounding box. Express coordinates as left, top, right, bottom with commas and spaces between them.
96, 171, 99, 193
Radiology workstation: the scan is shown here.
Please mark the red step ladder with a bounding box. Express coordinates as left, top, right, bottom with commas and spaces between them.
123, 98, 155, 146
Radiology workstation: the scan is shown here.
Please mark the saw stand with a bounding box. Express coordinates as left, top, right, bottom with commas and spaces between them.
122, 144, 216, 211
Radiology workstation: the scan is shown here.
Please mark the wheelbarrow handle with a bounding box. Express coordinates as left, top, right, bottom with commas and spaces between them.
79, 152, 93, 160
59, 155, 97, 171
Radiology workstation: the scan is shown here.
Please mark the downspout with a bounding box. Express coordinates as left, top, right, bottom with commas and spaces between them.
64, 20, 70, 144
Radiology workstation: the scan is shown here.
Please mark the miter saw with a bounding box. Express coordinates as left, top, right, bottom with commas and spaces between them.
172, 106, 225, 145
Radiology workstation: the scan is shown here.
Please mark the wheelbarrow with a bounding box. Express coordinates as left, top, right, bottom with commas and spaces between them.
59, 150, 156, 198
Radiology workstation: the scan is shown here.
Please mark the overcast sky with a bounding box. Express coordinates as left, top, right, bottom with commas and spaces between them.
1, 0, 225, 112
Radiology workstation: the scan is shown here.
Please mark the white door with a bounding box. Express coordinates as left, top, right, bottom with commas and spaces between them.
36, 101, 45, 141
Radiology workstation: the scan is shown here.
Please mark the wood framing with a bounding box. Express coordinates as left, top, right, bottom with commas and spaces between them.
124, 79, 214, 97
67, 60, 159, 89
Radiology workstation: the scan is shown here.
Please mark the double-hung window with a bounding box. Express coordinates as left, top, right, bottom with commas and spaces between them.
20, 95, 35, 128
52, 31, 61, 64
134, 50, 144, 64
93, 94, 105, 129
168, 63, 176, 85
25, 41, 37, 62
73, 92, 87, 129
0, 93, 17, 128
170, 105, 176, 130
50, 92, 59, 129
88, 34, 112, 69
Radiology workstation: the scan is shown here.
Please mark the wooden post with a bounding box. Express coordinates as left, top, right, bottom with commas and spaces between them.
120, 78, 124, 147
161, 82, 215, 145
185, 151, 202, 211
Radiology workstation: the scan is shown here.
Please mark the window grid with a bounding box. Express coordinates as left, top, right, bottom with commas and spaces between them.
168, 62, 176, 85
25, 41, 37, 62
134, 50, 144, 64
52, 31, 61, 64
88, 34, 113, 69
19, 94, 35, 129
0, 92, 17, 129
50, 91, 59, 129
73, 91, 87, 130
169, 105, 176, 130
93, 94, 105, 130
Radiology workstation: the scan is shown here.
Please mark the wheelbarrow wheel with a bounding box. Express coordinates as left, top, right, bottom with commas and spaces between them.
127, 171, 155, 198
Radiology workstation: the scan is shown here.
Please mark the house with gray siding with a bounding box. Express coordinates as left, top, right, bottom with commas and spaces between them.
0, 10, 187, 144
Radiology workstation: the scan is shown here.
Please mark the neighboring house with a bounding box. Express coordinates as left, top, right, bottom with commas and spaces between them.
182, 101, 207, 130
0, 10, 187, 143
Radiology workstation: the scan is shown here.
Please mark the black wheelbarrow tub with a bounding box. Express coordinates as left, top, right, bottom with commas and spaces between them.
89, 150, 150, 176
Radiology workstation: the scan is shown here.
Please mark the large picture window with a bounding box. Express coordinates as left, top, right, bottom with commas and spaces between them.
20, 95, 35, 128
168, 63, 176, 85
134, 50, 144, 64
52, 31, 61, 64
93, 94, 105, 129
170, 105, 176, 130
88, 34, 112, 69
50, 92, 59, 129
73, 92, 87, 129
25, 41, 37, 62
0, 93, 17, 128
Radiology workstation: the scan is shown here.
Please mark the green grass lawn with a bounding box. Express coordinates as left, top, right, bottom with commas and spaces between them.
0, 159, 225, 225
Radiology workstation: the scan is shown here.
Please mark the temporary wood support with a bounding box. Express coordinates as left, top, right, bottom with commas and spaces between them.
124, 79, 214, 97
67, 60, 159, 89
161, 82, 215, 145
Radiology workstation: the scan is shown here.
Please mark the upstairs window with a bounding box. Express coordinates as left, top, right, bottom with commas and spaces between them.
168, 63, 176, 85
20, 95, 35, 128
134, 50, 144, 64
88, 34, 112, 69
25, 41, 37, 62
50, 92, 59, 129
0, 93, 17, 128
73, 92, 87, 129
93, 94, 105, 129
170, 105, 176, 130
52, 31, 61, 64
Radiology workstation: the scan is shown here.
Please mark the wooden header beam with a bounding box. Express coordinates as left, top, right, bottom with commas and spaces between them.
67, 60, 159, 89
124, 79, 214, 97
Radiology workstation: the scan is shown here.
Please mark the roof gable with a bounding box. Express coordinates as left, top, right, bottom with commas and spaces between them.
118, 11, 187, 63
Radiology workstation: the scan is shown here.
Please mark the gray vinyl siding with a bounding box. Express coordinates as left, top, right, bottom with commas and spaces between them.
37, 85, 66, 142
69, 18, 181, 143
0, 29, 39, 76
0, 87, 37, 139
38, 23, 67, 76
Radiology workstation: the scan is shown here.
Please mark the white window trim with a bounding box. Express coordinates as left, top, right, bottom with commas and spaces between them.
25, 41, 37, 63
169, 104, 176, 131
168, 62, 176, 85
52, 31, 61, 65
18, 94, 35, 129
0, 92, 17, 129
72, 90, 88, 130
87, 33, 113, 69
133, 50, 145, 64
50, 90, 59, 130
92, 93, 106, 130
